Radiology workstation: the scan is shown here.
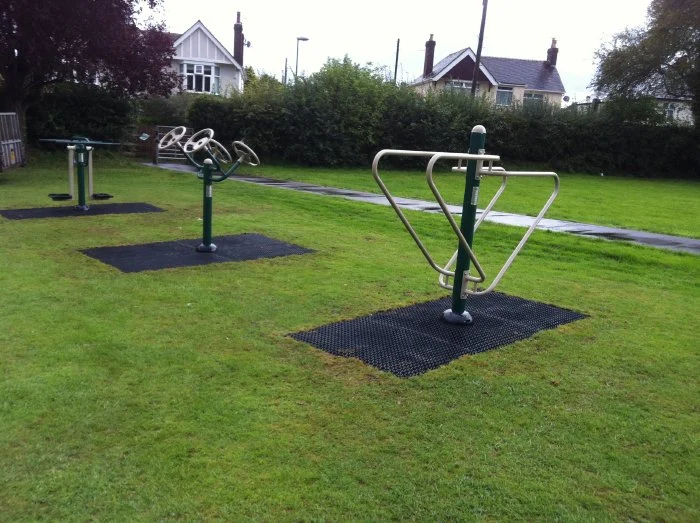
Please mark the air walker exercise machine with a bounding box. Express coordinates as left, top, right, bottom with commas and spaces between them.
157, 126, 259, 252
372, 125, 560, 325
41, 136, 118, 211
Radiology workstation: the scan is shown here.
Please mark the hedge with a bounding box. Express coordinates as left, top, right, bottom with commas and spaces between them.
24, 62, 699, 177
188, 59, 698, 177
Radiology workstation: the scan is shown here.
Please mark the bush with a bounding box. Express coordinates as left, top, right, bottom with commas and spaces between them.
27, 62, 698, 177
136, 94, 197, 126
186, 59, 698, 177
26, 83, 132, 143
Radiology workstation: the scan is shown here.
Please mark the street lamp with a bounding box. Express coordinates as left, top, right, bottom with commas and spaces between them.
295, 36, 309, 78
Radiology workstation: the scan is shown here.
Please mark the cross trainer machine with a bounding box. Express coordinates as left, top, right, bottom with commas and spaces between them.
157, 126, 259, 252
372, 125, 559, 325
41, 136, 118, 210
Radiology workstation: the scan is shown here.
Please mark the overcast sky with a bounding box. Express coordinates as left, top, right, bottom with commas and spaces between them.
151, 0, 652, 103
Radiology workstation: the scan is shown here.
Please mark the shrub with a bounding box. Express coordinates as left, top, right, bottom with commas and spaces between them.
26, 83, 132, 143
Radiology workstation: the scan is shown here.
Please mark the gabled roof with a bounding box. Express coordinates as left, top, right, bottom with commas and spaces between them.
480, 56, 565, 92
172, 20, 244, 74
429, 48, 497, 85
414, 47, 565, 93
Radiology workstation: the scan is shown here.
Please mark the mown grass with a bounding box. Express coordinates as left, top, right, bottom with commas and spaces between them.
0, 160, 698, 521
251, 164, 700, 239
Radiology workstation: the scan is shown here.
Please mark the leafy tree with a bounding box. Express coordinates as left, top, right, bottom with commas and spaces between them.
592, 0, 700, 125
0, 0, 179, 138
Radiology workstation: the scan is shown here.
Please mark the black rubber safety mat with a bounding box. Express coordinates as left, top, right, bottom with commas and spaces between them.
291, 293, 586, 377
81, 233, 314, 273
0, 203, 164, 220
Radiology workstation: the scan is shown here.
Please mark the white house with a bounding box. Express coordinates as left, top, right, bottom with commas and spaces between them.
169, 14, 247, 95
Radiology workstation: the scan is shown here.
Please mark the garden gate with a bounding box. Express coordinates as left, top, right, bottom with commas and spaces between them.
153, 125, 193, 164
0, 113, 26, 172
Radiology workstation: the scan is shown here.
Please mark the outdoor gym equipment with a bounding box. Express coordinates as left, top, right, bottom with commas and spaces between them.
372, 125, 559, 325
40, 136, 119, 211
157, 126, 260, 252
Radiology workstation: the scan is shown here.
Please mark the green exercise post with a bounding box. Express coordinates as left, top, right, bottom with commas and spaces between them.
197, 159, 216, 252
73, 143, 89, 210
442, 125, 486, 325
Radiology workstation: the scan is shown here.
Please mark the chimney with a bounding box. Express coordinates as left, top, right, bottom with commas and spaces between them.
423, 34, 436, 77
234, 12, 244, 67
546, 38, 558, 67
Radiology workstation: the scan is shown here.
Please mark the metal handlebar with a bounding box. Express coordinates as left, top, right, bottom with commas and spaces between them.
372, 148, 499, 283
373, 148, 559, 298
439, 164, 560, 295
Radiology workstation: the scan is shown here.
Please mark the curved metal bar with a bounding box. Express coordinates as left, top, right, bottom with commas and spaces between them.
175, 141, 205, 170
465, 169, 560, 295
425, 152, 489, 285
372, 149, 499, 279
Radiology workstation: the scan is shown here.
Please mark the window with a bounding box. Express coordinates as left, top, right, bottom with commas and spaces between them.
496, 87, 513, 106
181, 63, 221, 94
445, 80, 480, 94
665, 103, 677, 120
523, 92, 544, 106
445, 80, 469, 91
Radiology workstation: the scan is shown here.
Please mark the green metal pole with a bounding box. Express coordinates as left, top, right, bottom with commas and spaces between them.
442, 124, 486, 325
74, 143, 89, 211
197, 159, 217, 253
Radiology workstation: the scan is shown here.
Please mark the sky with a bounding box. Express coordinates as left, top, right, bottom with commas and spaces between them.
148, 0, 652, 103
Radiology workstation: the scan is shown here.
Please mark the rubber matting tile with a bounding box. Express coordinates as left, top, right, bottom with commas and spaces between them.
81, 233, 314, 273
291, 293, 586, 377
0, 203, 164, 220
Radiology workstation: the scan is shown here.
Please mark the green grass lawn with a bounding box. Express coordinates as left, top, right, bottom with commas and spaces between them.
0, 160, 698, 521
251, 164, 700, 239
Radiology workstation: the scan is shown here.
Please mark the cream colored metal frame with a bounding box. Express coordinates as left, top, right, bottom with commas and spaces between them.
372, 149, 559, 298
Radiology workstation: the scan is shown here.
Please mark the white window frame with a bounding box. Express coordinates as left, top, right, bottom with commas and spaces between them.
181, 62, 221, 94
445, 80, 469, 90
496, 87, 513, 106
523, 92, 545, 106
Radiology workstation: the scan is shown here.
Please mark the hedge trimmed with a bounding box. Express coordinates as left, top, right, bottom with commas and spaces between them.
25, 61, 698, 177
188, 59, 697, 177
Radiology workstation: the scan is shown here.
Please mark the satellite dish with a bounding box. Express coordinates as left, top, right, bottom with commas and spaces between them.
563, 95, 570, 102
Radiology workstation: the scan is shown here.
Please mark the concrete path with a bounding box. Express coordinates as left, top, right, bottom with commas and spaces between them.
152, 163, 700, 255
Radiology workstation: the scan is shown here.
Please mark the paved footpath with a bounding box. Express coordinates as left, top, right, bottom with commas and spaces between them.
154, 163, 700, 255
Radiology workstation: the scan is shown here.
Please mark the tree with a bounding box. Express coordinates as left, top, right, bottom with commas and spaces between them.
592, 0, 700, 125
0, 0, 179, 138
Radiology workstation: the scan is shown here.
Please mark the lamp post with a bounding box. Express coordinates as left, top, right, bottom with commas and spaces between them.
295, 36, 309, 78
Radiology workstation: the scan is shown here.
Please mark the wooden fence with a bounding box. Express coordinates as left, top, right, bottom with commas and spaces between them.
0, 113, 26, 171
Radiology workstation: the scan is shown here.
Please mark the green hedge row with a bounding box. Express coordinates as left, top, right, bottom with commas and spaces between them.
186, 59, 697, 177
24, 62, 698, 177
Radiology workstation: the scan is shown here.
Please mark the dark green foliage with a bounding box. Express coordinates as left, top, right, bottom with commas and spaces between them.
187, 56, 697, 177
26, 83, 132, 143
136, 94, 198, 126
28, 58, 695, 176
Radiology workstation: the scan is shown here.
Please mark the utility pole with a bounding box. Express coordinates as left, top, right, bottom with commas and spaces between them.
471, 0, 488, 96
394, 38, 400, 85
